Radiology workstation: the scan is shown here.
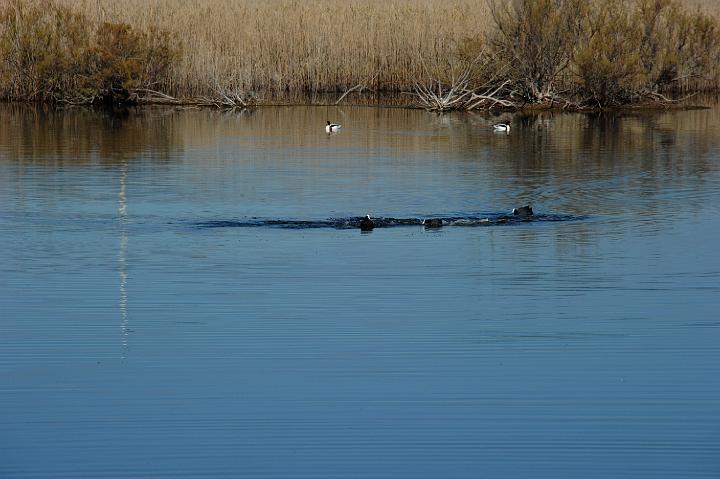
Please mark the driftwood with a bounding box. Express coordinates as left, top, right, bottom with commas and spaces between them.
50, 87, 258, 108
198, 87, 257, 108
55, 95, 99, 105
132, 88, 179, 103
134, 88, 258, 108
335, 83, 365, 105
413, 74, 691, 112
335, 72, 380, 104
465, 80, 516, 109
413, 75, 518, 111
411, 52, 520, 111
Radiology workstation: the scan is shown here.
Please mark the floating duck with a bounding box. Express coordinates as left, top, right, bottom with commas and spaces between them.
326, 120, 342, 133
359, 214, 374, 231
422, 218, 443, 228
512, 205, 533, 217
493, 123, 511, 133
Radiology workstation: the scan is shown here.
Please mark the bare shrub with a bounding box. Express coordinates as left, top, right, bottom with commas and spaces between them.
487, 0, 590, 102
412, 51, 516, 111
575, 0, 720, 105
80, 22, 179, 103
0, 1, 178, 103
0, 1, 87, 100
638, 1, 720, 90
575, 1, 643, 106
1, 0, 719, 106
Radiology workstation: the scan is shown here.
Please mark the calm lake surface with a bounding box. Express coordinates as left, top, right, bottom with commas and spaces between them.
1, 103, 719, 478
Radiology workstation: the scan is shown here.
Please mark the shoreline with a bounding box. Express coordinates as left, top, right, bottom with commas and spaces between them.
0, 95, 712, 114
4, 1, 719, 111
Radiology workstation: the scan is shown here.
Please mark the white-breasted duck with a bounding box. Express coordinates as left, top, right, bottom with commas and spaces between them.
326, 121, 342, 133
493, 123, 511, 133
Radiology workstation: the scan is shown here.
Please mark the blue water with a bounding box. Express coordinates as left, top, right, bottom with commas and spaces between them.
1, 104, 719, 478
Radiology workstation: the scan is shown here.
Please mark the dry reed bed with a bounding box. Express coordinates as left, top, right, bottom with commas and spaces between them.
1, 0, 719, 107
53, 0, 488, 96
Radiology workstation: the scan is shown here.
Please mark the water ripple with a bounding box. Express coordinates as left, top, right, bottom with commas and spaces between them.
193, 213, 585, 230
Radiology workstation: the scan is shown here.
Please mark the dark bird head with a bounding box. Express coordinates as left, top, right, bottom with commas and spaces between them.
360, 214, 374, 231
422, 218, 443, 228
512, 205, 534, 217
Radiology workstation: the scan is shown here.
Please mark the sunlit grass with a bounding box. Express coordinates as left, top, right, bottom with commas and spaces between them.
47, 0, 489, 97
2, 0, 718, 102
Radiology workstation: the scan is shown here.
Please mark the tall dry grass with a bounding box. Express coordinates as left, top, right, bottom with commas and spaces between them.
685, 0, 720, 16
48, 0, 489, 97
1, 0, 719, 103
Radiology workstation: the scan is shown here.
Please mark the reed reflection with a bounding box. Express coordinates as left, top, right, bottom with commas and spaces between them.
447, 108, 720, 216
1, 102, 717, 226
0, 104, 183, 165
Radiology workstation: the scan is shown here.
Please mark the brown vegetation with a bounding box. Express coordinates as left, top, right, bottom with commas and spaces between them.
0, 1, 178, 103
488, 0, 590, 103
0, 0, 719, 108
419, 0, 720, 109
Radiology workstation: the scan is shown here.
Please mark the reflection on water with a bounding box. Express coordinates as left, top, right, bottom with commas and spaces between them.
0, 103, 719, 478
0, 105, 181, 165
118, 159, 129, 357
